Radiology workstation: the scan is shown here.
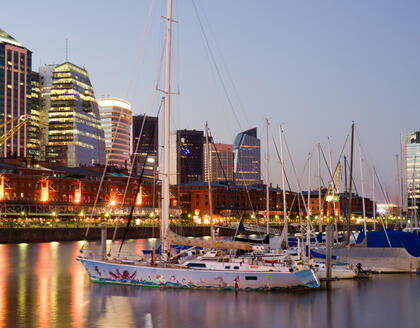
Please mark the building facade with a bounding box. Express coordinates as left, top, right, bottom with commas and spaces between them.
401, 131, 420, 214
233, 128, 261, 186
38, 64, 56, 161
132, 114, 158, 179
0, 28, 31, 158
98, 97, 132, 168
28, 71, 41, 160
174, 129, 204, 185
203, 143, 233, 183
46, 62, 105, 167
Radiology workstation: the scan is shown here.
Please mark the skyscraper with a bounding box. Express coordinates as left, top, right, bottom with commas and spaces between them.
174, 129, 204, 185
28, 71, 41, 160
0, 28, 31, 157
98, 97, 132, 168
38, 64, 56, 161
203, 143, 234, 183
233, 128, 261, 186
132, 114, 158, 179
46, 62, 105, 167
401, 131, 420, 214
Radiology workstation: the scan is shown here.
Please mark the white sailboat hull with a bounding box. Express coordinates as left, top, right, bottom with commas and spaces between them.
78, 258, 320, 291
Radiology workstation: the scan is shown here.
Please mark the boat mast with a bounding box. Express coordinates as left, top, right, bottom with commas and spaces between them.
318, 143, 322, 233
396, 154, 402, 228
346, 122, 355, 245
372, 166, 376, 231
161, 0, 173, 258
327, 138, 338, 237
279, 124, 288, 248
358, 144, 367, 238
205, 121, 215, 239
307, 152, 312, 259
265, 118, 270, 235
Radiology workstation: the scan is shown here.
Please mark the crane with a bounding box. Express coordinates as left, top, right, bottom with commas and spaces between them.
0, 115, 29, 147
326, 162, 342, 203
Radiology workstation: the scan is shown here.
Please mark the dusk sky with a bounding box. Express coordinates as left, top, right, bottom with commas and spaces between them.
2, 0, 420, 202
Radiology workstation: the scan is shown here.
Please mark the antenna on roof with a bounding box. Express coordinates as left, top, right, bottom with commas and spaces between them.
65, 38, 68, 62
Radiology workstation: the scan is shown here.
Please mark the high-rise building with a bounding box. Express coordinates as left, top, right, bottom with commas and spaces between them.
132, 115, 158, 179
173, 129, 204, 185
0, 28, 31, 158
98, 97, 132, 168
401, 131, 420, 214
28, 71, 41, 160
203, 143, 234, 183
233, 128, 261, 186
46, 62, 105, 167
38, 64, 56, 161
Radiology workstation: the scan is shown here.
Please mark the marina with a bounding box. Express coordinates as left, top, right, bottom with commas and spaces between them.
1, 0, 420, 327
0, 240, 418, 328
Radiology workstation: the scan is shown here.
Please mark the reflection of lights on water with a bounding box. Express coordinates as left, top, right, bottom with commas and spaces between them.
50, 242, 59, 247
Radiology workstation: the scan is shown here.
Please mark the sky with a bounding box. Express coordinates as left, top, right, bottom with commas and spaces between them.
2, 0, 420, 203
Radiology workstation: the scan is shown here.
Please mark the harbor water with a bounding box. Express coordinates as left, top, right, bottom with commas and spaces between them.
0, 239, 418, 328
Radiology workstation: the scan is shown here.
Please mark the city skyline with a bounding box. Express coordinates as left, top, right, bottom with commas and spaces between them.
1, 1, 420, 202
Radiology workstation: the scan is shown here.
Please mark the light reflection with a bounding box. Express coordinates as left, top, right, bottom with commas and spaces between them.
36, 243, 51, 327
18, 243, 27, 326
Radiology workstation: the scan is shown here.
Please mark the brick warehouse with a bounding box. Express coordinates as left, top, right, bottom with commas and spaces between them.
0, 160, 373, 219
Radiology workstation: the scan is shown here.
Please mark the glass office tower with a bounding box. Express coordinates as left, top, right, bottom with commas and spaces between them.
0, 28, 31, 158
98, 97, 132, 168
203, 143, 234, 183
401, 131, 420, 214
233, 128, 261, 186
46, 62, 105, 167
28, 71, 41, 160
132, 114, 158, 179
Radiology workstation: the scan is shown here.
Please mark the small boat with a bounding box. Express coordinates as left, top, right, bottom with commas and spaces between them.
313, 262, 356, 280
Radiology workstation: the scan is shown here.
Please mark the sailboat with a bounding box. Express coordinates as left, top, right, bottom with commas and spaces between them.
311, 124, 420, 272
78, 0, 320, 290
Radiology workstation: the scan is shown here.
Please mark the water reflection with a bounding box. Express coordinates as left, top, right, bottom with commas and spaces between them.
0, 241, 418, 328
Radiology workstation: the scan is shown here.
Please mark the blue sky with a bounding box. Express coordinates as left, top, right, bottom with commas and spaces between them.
2, 0, 420, 202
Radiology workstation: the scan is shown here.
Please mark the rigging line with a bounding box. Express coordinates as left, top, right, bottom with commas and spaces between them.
271, 135, 293, 191
125, 0, 157, 98
344, 158, 359, 196
282, 130, 310, 215
81, 106, 132, 252
208, 128, 245, 238
108, 102, 163, 257
80, 1, 165, 253
191, 0, 243, 131
118, 120, 157, 256
195, 0, 251, 128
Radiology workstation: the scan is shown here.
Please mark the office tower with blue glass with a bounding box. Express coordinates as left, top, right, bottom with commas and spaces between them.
233, 128, 261, 186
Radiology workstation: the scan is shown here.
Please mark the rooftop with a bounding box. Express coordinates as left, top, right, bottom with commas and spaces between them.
0, 28, 26, 48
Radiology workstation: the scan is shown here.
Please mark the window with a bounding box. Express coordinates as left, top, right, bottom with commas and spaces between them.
245, 276, 258, 280
186, 263, 206, 268
225, 266, 230, 269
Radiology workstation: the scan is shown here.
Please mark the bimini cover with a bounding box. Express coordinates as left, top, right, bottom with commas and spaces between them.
356, 229, 420, 257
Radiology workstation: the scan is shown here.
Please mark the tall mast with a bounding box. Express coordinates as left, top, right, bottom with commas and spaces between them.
161, 0, 173, 258
327, 138, 338, 235
205, 121, 214, 239
346, 122, 355, 245
265, 118, 270, 235
279, 124, 288, 248
396, 154, 402, 228
358, 144, 366, 238
317, 143, 322, 233
372, 167, 376, 231
307, 152, 312, 258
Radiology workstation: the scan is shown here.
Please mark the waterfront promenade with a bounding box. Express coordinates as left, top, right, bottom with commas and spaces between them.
0, 223, 386, 243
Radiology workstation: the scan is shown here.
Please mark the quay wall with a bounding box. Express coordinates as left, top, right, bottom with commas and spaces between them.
0, 224, 370, 244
